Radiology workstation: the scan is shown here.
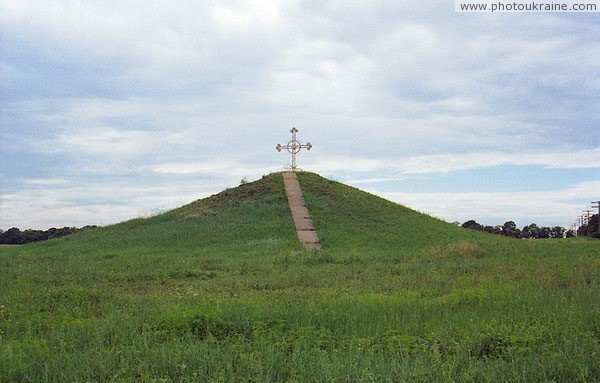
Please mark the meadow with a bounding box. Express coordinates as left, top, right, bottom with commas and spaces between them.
1, 172, 599, 382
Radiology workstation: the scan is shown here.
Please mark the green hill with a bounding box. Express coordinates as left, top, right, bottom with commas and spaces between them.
45, 171, 491, 256
1, 172, 599, 382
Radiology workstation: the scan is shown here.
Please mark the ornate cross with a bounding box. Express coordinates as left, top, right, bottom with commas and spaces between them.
276, 127, 313, 171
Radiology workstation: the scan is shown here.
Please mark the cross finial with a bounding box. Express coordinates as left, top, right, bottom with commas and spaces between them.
276, 127, 313, 171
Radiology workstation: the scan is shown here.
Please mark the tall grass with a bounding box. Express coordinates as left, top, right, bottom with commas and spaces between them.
1, 173, 599, 382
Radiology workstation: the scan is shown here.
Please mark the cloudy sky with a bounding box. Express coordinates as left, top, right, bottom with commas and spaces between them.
1, 0, 599, 230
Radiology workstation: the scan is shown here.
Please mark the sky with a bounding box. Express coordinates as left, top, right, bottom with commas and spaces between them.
1, 0, 599, 231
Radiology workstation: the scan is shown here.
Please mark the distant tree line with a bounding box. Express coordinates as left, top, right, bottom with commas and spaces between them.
460, 220, 566, 239
0, 226, 97, 245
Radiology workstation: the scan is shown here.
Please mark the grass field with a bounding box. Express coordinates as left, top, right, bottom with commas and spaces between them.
1, 172, 599, 382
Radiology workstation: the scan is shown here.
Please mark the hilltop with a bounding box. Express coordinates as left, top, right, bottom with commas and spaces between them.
1, 172, 599, 382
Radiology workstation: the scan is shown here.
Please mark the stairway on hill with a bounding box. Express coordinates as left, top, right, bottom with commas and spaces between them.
282, 172, 322, 250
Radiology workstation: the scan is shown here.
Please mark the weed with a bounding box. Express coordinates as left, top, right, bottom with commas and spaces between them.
422, 241, 486, 261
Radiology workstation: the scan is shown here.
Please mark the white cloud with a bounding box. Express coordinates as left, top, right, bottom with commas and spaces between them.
212, 0, 287, 29
309, 156, 384, 173
0, 176, 214, 229
22, 178, 70, 186
265, 38, 375, 115
153, 162, 232, 175
395, 148, 600, 174
375, 181, 600, 227
310, 147, 600, 176
1, 1, 599, 230
1, 1, 211, 63
57, 128, 153, 157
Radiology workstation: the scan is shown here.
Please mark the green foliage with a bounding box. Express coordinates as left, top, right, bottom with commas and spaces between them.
0, 226, 97, 244
1, 172, 599, 382
462, 219, 568, 239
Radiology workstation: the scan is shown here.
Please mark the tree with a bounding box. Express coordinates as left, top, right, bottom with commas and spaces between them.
0, 228, 25, 244
537, 226, 551, 239
550, 226, 565, 239
502, 221, 521, 238
0, 225, 96, 244
522, 223, 539, 239
462, 220, 484, 231
23, 229, 48, 242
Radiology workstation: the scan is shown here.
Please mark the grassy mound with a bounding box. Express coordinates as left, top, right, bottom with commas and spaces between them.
43, 172, 299, 257
1, 172, 599, 382
297, 172, 490, 254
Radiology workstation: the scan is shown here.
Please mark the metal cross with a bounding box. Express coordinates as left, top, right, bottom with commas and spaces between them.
276, 127, 312, 171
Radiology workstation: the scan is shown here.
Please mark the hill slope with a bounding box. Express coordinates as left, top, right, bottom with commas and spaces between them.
27, 171, 490, 257
41, 172, 300, 258
296, 172, 489, 254
1, 172, 599, 382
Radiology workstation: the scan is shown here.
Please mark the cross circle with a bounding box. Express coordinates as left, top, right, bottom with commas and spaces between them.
287, 140, 302, 154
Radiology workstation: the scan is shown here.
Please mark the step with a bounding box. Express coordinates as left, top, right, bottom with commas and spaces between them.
282, 172, 322, 250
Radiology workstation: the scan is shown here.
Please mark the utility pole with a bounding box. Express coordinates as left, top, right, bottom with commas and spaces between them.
592, 201, 600, 235
583, 210, 594, 236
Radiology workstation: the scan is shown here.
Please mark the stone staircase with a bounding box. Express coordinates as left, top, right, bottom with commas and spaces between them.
282, 172, 322, 250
